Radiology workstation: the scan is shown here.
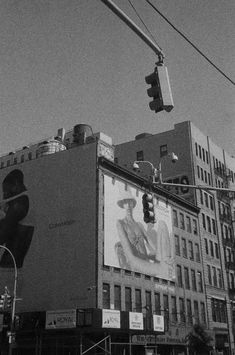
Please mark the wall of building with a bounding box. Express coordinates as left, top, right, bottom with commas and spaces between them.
0, 143, 98, 312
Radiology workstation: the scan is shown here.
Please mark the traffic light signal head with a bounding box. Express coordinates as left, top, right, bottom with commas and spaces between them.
142, 193, 155, 223
145, 64, 174, 113
0, 288, 12, 312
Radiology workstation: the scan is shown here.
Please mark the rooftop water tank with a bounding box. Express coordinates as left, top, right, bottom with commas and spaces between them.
73, 124, 95, 145
36, 139, 66, 157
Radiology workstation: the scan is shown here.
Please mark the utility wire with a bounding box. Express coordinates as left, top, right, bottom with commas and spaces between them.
146, 0, 235, 86
127, 0, 162, 52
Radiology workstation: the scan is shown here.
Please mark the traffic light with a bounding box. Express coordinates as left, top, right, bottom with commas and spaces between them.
0, 294, 6, 311
142, 193, 155, 223
145, 64, 174, 113
0, 288, 12, 312
5, 294, 12, 310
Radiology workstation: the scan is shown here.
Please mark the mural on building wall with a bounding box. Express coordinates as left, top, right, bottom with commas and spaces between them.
104, 175, 175, 280
0, 169, 34, 268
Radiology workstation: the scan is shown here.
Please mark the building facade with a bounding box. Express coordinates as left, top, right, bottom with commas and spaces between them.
0, 124, 206, 355
115, 120, 235, 355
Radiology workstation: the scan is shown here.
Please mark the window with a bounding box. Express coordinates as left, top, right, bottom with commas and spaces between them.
200, 167, 204, 181
103, 283, 110, 309
114, 285, 121, 310
200, 190, 203, 204
204, 193, 209, 207
200, 302, 206, 324
215, 243, 219, 259
197, 166, 200, 178
177, 265, 183, 287
160, 144, 168, 157
179, 298, 185, 323
194, 301, 199, 324
184, 267, 190, 289
125, 287, 132, 311
136, 150, 144, 161
207, 216, 211, 233
218, 269, 223, 288
193, 219, 198, 235
173, 210, 178, 227
209, 240, 214, 257
186, 216, 191, 233
209, 195, 214, 210
182, 238, 187, 258
202, 213, 206, 229
206, 151, 209, 164
135, 289, 142, 312
191, 269, 197, 291
199, 145, 202, 159
188, 241, 194, 260
154, 293, 161, 315
207, 265, 212, 285
28, 152, 32, 160
187, 299, 193, 324
195, 243, 200, 262
211, 298, 226, 323
175, 235, 180, 256
195, 142, 198, 156
197, 271, 203, 292
21, 155, 25, 163
180, 213, 185, 230
145, 291, 152, 311
211, 219, 216, 235
171, 296, 177, 323
202, 148, 205, 162
212, 267, 217, 287
205, 239, 209, 254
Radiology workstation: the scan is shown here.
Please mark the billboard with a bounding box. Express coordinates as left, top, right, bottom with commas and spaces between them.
0, 146, 97, 311
104, 175, 175, 280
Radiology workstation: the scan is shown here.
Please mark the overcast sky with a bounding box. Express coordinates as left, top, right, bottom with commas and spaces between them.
0, 0, 234, 156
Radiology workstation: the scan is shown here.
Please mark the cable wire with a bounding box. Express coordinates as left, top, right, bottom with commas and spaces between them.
146, 0, 235, 86
127, 0, 163, 52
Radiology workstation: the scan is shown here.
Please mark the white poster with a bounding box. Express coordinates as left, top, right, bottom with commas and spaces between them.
153, 315, 164, 332
104, 175, 175, 280
129, 312, 144, 330
45, 309, 76, 329
102, 309, 120, 328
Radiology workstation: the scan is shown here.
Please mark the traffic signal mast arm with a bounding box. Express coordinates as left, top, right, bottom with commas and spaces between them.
100, 0, 164, 61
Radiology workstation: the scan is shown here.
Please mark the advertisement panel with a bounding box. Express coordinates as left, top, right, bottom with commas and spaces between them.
129, 312, 144, 330
102, 309, 120, 328
46, 309, 77, 329
104, 175, 175, 280
0, 146, 97, 311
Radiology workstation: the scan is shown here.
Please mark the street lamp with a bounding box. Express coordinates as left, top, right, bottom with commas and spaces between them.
0, 245, 18, 354
133, 152, 178, 184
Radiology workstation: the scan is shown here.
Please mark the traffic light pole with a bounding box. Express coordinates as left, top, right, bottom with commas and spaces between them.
0, 245, 18, 355
100, 0, 164, 60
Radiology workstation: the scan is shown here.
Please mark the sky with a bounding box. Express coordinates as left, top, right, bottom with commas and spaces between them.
0, 0, 234, 156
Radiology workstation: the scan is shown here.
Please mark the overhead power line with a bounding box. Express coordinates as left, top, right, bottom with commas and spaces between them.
127, 0, 162, 52
146, 0, 235, 86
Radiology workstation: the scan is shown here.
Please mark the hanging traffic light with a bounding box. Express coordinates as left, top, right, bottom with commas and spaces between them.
0, 294, 6, 311
145, 64, 174, 113
142, 193, 155, 223
5, 294, 12, 310
0, 288, 12, 312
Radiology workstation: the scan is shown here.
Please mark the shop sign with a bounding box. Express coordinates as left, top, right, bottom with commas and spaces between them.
153, 315, 164, 332
102, 309, 120, 328
132, 334, 186, 345
129, 312, 144, 330
46, 309, 76, 329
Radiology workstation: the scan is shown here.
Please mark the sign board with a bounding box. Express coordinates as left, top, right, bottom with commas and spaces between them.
102, 309, 120, 328
153, 315, 164, 332
129, 312, 144, 330
46, 309, 76, 329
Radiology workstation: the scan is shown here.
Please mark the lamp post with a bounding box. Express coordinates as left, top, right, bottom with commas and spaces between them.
0, 245, 18, 355
133, 152, 178, 185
